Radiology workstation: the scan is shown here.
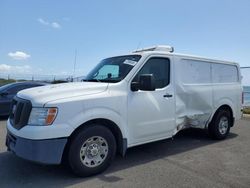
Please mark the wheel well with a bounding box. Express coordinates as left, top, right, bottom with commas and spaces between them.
212, 105, 234, 126
63, 118, 125, 161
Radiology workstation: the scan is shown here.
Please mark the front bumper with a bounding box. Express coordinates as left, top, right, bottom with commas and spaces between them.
6, 131, 67, 165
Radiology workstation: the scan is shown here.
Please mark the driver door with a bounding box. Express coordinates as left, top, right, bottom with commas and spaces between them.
127, 56, 176, 145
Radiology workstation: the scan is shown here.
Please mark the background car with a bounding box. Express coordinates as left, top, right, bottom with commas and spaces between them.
0, 82, 47, 117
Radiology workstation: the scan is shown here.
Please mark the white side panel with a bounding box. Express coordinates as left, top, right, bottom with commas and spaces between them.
174, 58, 242, 131
211, 63, 242, 120
212, 64, 238, 83
175, 58, 213, 129
181, 59, 211, 84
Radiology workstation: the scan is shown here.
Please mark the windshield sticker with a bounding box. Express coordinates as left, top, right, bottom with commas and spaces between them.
123, 59, 137, 66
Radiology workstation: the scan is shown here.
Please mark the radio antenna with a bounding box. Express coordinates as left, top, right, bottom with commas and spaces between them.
136, 41, 142, 51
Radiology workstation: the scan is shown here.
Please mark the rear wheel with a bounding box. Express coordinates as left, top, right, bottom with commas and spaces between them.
208, 110, 232, 140
67, 125, 116, 177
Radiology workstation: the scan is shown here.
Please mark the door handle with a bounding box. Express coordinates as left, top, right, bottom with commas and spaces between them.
163, 94, 173, 98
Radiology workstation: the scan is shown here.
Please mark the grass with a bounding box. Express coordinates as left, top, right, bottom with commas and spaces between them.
0, 78, 68, 86
0, 79, 16, 86
243, 107, 250, 114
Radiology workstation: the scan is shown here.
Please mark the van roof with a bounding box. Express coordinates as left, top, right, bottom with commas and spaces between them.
132, 49, 238, 66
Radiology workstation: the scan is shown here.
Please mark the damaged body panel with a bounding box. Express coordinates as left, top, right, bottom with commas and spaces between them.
175, 58, 213, 130
173, 56, 241, 133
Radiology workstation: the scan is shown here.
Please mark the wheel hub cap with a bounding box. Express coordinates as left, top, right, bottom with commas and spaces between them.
88, 144, 99, 156
80, 136, 109, 168
219, 116, 229, 135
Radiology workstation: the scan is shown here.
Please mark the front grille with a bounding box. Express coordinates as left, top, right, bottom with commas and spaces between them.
9, 96, 32, 130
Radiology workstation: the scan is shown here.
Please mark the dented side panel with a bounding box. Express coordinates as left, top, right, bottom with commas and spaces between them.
173, 56, 241, 134
174, 57, 213, 130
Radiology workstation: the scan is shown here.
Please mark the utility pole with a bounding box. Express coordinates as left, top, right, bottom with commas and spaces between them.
73, 49, 77, 82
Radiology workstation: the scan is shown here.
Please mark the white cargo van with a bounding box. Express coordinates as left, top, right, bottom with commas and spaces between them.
6, 45, 242, 176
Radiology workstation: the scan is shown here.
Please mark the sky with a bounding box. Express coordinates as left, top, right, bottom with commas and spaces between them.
0, 0, 250, 85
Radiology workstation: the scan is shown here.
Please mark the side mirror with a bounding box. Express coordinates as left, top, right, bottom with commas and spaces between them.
139, 74, 156, 91
131, 74, 156, 91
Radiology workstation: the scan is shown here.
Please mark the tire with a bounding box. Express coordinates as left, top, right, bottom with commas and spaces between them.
67, 125, 116, 177
208, 110, 232, 140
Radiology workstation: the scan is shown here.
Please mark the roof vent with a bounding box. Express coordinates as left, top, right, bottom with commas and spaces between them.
133, 45, 174, 53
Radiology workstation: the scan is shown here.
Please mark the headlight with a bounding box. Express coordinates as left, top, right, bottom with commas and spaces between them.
28, 107, 58, 126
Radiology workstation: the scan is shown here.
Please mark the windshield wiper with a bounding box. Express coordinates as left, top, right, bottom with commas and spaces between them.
101, 79, 120, 83
82, 79, 101, 82
82, 79, 120, 83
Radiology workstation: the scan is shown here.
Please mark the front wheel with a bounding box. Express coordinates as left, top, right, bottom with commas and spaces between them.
208, 110, 232, 140
67, 125, 116, 177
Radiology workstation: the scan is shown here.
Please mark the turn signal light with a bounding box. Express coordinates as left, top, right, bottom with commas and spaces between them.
45, 108, 58, 125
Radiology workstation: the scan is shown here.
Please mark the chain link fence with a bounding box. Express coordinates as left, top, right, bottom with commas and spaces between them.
0, 73, 73, 81
0, 73, 75, 86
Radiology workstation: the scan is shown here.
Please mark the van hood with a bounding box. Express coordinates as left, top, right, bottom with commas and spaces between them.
17, 82, 108, 106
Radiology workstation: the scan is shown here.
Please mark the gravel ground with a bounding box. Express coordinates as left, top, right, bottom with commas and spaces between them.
0, 117, 250, 188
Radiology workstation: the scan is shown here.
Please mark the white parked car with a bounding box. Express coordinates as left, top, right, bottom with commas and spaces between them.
6, 45, 242, 176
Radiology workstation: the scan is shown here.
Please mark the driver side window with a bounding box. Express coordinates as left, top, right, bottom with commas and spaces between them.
132, 57, 170, 89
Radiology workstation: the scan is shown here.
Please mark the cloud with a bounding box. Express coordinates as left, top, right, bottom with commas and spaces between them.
8, 51, 31, 60
51, 22, 61, 29
0, 64, 32, 73
38, 18, 61, 29
38, 18, 49, 25
0, 64, 11, 71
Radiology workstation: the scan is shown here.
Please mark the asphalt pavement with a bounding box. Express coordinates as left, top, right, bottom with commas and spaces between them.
0, 117, 250, 188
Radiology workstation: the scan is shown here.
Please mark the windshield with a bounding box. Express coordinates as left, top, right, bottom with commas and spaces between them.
85, 55, 141, 83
